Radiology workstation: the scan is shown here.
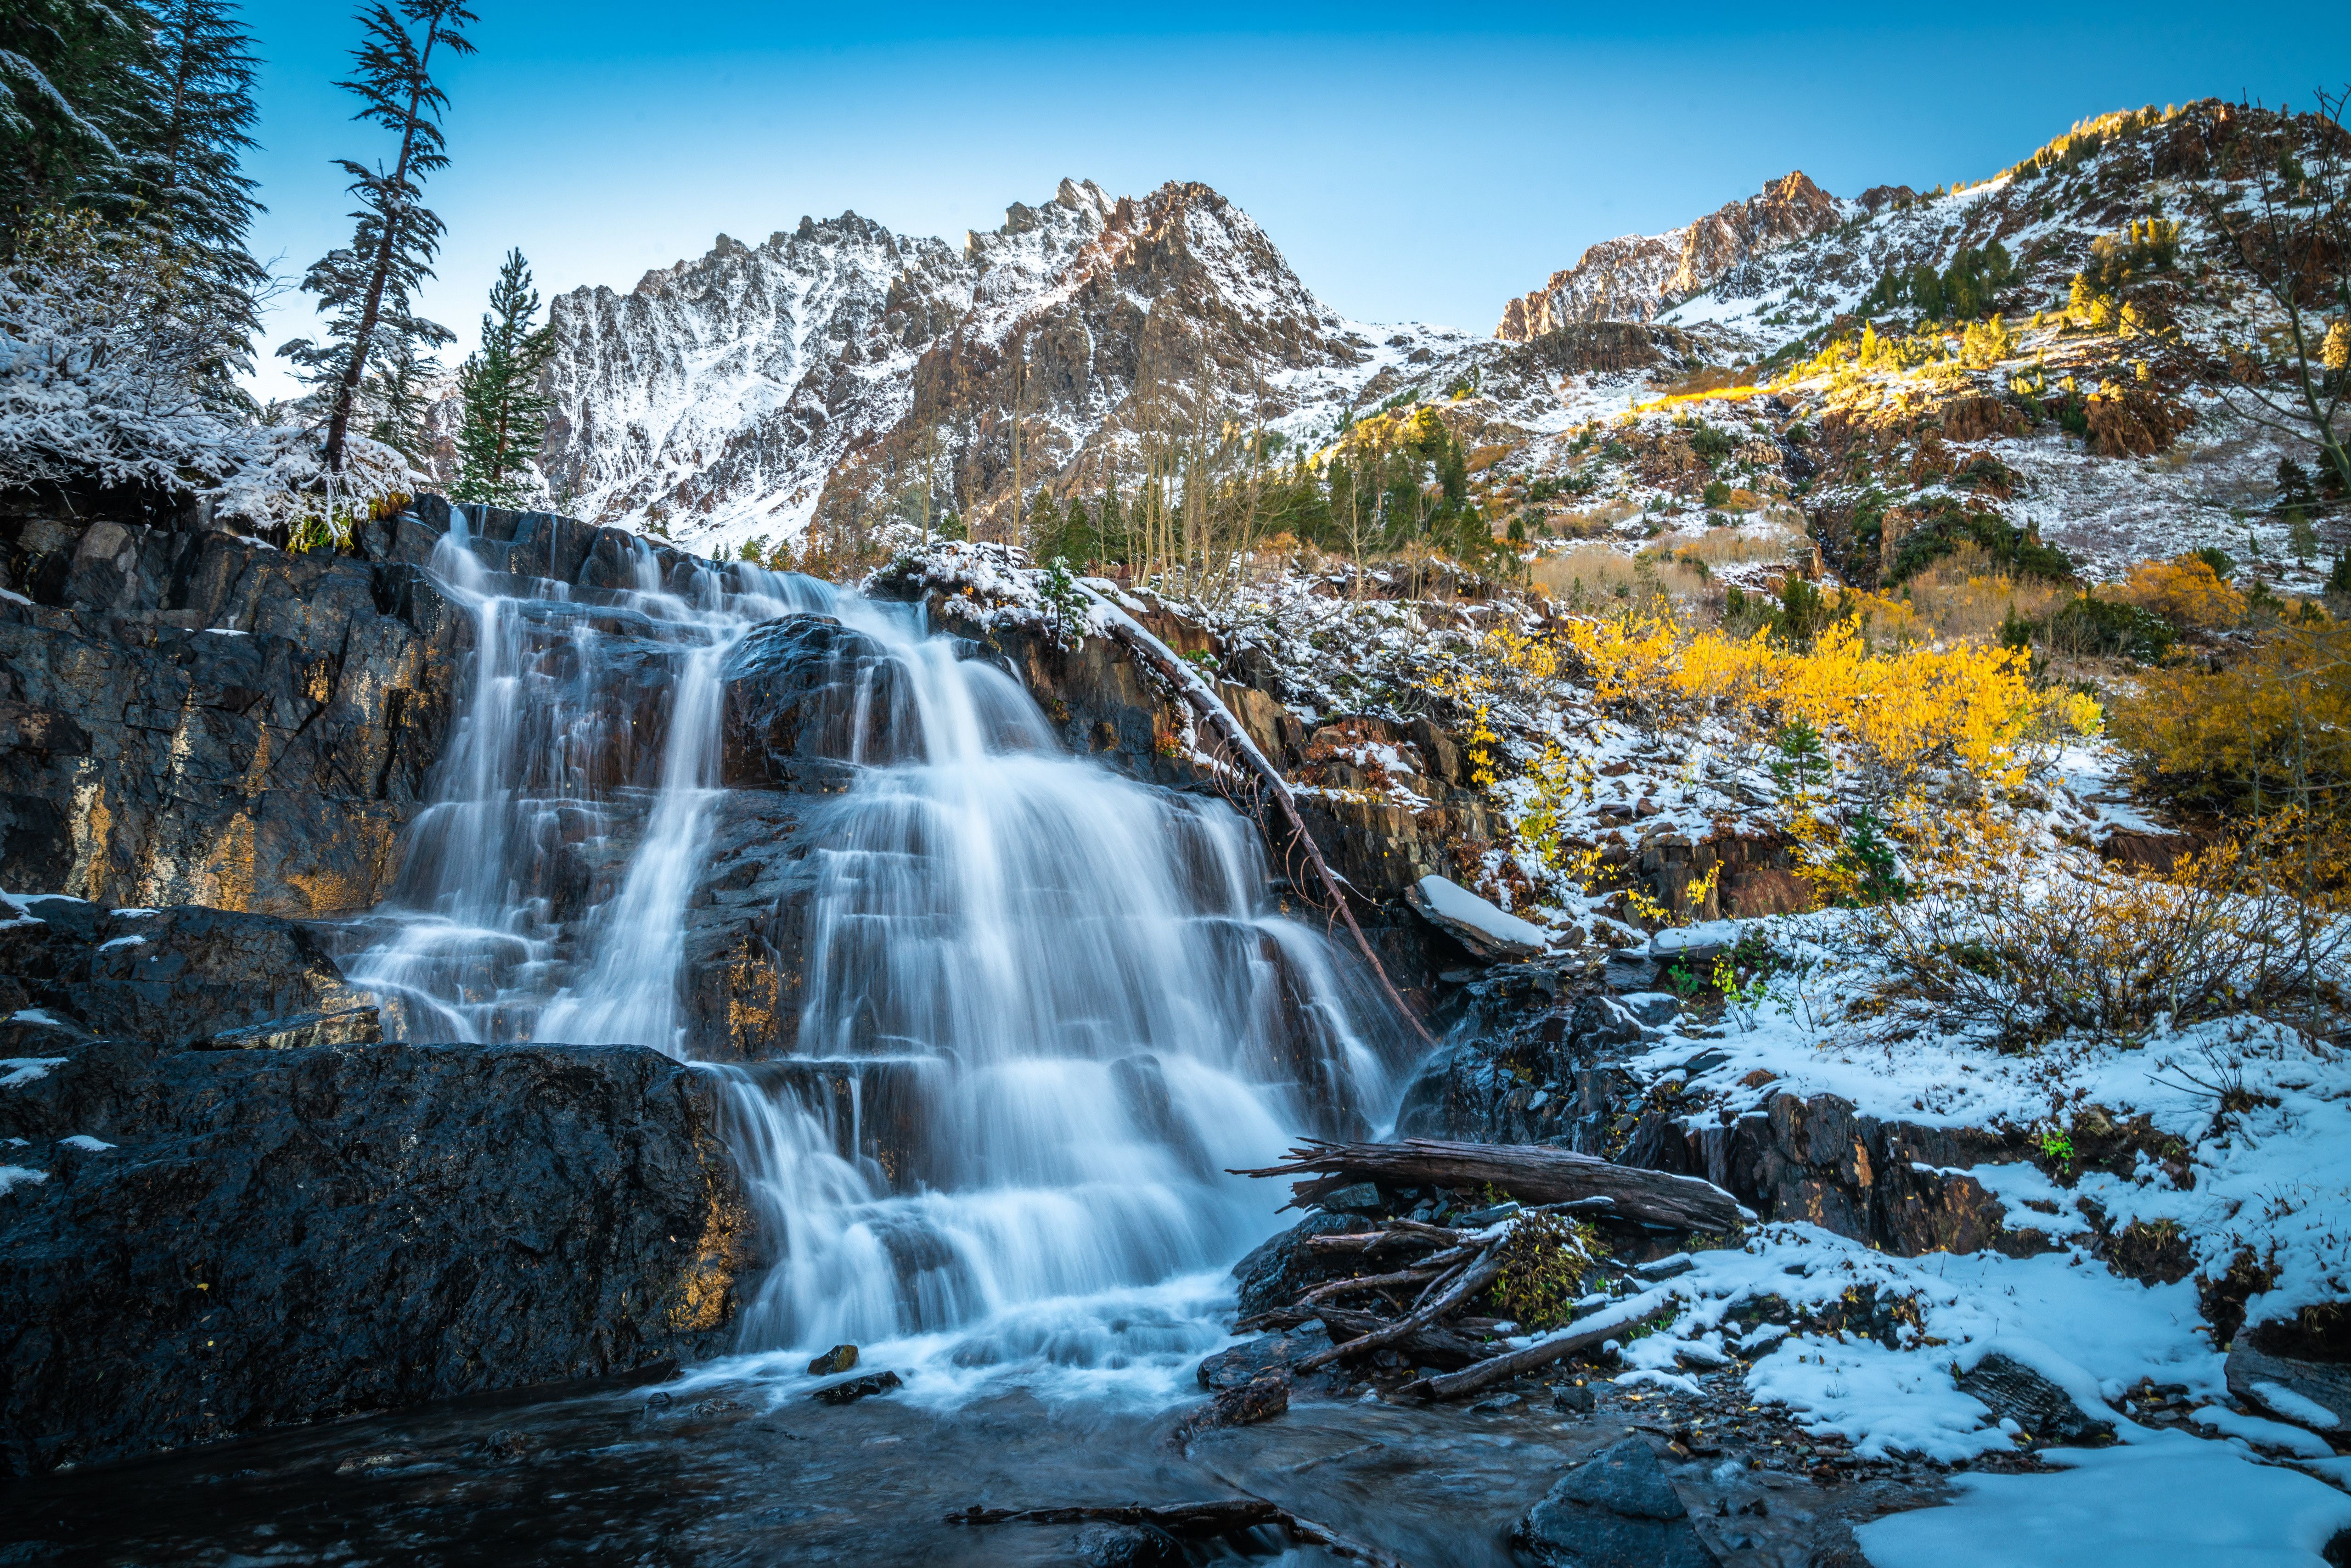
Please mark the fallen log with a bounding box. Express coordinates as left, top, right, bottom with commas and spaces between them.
1232, 1138, 1744, 1234
1295, 1244, 1507, 1372
1315, 1306, 1494, 1368
1296, 1262, 1451, 1308
945, 1497, 1409, 1567
1397, 1285, 1677, 1400
1083, 590, 1433, 1046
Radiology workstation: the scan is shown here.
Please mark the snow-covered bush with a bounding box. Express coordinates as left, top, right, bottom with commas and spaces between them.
0, 208, 418, 539
0, 208, 250, 490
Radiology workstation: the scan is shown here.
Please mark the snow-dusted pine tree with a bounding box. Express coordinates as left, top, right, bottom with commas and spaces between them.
277, 0, 475, 472
134, 0, 267, 410
451, 248, 553, 506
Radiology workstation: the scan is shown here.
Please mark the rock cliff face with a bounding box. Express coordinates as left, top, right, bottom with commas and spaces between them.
530, 180, 1474, 554
0, 505, 462, 915
0, 1035, 749, 1477
1495, 173, 1850, 339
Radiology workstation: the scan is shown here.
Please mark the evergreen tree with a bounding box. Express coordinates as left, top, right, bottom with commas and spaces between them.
1060, 495, 1097, 565
359, 332, 439, 464
137, 0, 266, 404
0, 0, 154, 232
2289, 511, 2318, 566
1022, 489, 1057, 559
279, 0, 476, 472
451, 247, 554, 505
1097, 488, 1125, 563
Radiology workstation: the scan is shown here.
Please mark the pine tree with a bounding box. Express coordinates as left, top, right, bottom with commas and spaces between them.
2289, 511, 2318, 566
279, 0, 476, 472
135, 0, 266, 405
451, 247, 554, 506
1060, 495, 1097, 565
0, 0, 155, 231
359, 332, 439, 464
1097, 488, 1125, 564
1022, 490, 1057, 559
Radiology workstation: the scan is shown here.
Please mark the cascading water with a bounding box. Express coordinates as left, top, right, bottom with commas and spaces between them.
347, 518, 1409, 1400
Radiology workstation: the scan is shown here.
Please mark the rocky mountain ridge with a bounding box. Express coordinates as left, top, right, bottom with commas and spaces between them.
527, 178, 1479, 554
1494, 171, 1855, 340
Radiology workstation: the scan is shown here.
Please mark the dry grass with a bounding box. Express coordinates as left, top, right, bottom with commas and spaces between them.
1540, 498, 1642, 539
1654, 524, 1809, 568
1532, 541, 1711, 606
1879, 542, 2075, 644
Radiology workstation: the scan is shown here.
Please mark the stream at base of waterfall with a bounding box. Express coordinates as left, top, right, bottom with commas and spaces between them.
340, 520, 1410, 1410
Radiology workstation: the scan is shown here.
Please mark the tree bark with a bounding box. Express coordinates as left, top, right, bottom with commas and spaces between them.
1232, 1137, 1744, 1233
1397, 1285, 1675, 1400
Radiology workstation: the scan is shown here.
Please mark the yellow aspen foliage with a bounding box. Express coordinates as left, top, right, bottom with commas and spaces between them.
1564, 616, 2100, 801
2325, 318, 2351, 373
2116, 554, 2245, 628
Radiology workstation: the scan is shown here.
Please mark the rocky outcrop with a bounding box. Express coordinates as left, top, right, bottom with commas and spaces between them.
1622, 1090, 2037, 1257
1496, 173, 1849, 339
0, 1037, 753, 1477
0, 509, 462, 915
0, 894, 371, 1052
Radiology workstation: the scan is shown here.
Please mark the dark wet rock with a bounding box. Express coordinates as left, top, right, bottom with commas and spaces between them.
0, 1038, 754, 1477
1554, 1383, 1597, 1412
0, 897, 367, 1047
1112, 1053, 1212, 1178
720, 614, 907, 790
1170, 1373, 1290, 1448
0, 519, 466, 916
808, 1345, 860, 1376
197, 1006, 381, 1050
810, 1371, 902, 1405
676, 791, 822, 1060
1513, 1438, 1716, 1568
1198, 1325, 1332, 1391
1957, 1352, 2116, 1446
1071, 1521, 1185, 1568
1232, 1212, 1362, 1319
1316, 1180, 1383, 1215
729, 1054, 937, 1190
1619, 1090, 2041, 1259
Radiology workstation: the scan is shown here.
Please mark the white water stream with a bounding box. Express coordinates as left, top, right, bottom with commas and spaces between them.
348, 519, 1408, 1400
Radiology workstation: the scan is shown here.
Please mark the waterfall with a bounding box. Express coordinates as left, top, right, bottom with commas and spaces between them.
348, 526, 1407, 1399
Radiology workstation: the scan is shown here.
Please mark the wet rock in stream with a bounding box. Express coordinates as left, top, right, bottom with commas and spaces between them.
1511, 1438, 1720, 1568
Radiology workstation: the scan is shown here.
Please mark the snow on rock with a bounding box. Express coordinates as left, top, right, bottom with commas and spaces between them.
1407, 873, 1554, 960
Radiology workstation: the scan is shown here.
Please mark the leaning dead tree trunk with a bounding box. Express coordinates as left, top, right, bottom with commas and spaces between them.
1233, 1138, 1745, 1233
1397, 1286, 1677, 1401
1080, 587, 1433, 1045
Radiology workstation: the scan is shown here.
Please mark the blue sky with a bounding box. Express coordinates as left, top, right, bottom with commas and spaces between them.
239, 0, 2349, 402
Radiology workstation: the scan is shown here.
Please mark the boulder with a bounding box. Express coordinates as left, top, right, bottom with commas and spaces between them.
0, 1038, 753, 1476
1512, 1438, 1716, 1568
1957, 1351, 2116, 1446
1406, 874, 1550, 961
1231, 1212, 1364, 1319
719, 615, 909, 789
1197, 1324, 1333, 1391
1072, 1522, 1185, 1568
2227, 1332, 2351, 1435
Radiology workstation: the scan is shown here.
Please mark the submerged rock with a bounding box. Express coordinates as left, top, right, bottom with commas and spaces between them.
1071, 1522, 1185, 1568
1513, 1438, 1716, 1568
0, 1039, 754, 1477
810, 1371, 902, 1405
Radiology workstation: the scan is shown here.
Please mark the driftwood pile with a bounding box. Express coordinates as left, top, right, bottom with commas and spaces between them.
1228, 1138, 1744, 1401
